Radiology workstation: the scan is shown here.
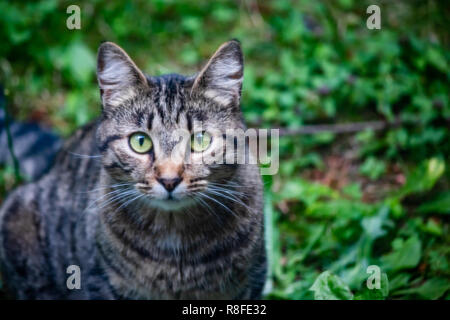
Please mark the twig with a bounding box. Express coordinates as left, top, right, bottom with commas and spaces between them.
0, 86, 22, 181
259, 117, 419, 137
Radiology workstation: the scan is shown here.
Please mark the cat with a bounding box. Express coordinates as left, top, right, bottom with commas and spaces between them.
0, 40, 266, 299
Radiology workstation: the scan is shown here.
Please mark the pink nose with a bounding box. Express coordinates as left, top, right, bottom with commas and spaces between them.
157, 177, 182, 192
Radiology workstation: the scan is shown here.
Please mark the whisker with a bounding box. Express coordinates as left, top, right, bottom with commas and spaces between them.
206, 185, 249, 200
205, 188, 254, 214
69, 152, 103, 159
198, 192, 238, 218
115, 192, 146, 211
207, 185, 244, 196
84, 188, 127, 210
92, 189, 138, 211
78, 183, 133, 194
189, 195, 221, 220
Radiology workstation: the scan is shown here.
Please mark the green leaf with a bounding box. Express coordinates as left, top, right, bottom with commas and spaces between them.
416, 192, 450, 215
426, 47, 448, 72
361, 206, 389, 240
421, 218, 443, 236
342, 183, 363, 200
398, 158, 445, 198
381, 236, 422, 271
64, 91, 90, 127
414, 279, 450, 299
395, 278, 450, 299
359, 157, 386, 180
310, 271, 354, 300
63, 41, 96, 85
389, 273, 412, 291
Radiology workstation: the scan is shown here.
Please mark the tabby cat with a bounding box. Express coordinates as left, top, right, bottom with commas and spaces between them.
0, 40, 266, 299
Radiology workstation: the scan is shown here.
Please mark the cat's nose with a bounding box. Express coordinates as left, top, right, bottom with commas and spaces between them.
157, 177, 182, 193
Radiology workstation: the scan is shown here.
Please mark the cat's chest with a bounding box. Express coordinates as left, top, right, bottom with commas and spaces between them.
99, 247, 247, 299
95, 227, 249, 299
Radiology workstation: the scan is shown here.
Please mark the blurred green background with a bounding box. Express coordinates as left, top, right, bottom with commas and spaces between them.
0, 0, 449, 299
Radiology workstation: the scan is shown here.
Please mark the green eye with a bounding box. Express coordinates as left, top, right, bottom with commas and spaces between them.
191, 131, 212, 152
129, 132, 153, 153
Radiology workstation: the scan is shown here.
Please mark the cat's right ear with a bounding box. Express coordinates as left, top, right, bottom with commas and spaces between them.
97, 42, 148, 110
191, 40, 243, 108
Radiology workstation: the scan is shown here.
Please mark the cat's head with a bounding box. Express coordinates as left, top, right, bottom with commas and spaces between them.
95, 40, 245, 211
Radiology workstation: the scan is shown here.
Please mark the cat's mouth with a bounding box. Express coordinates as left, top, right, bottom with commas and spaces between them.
131, 179, 213, 212
133, 184, 194, 211
144, 197, 196, 211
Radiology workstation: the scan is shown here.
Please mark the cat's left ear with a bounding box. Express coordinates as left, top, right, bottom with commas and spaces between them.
97, 42, 148, 110
191, 40, 243, 108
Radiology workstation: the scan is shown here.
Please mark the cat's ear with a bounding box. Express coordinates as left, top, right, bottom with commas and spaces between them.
97, 42, 148, 109
192, 40, 243, 107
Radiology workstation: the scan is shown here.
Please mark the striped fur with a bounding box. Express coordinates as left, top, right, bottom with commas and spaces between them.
0, 41, 266, 299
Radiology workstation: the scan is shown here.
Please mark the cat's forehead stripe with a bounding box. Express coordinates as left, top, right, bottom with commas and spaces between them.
152, 77, 165, 122
147, 112, 154, 131
149, 74, 188, 127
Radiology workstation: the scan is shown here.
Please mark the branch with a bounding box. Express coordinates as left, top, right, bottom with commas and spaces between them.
260, 117, 416, 137
0, 85, 22, 181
